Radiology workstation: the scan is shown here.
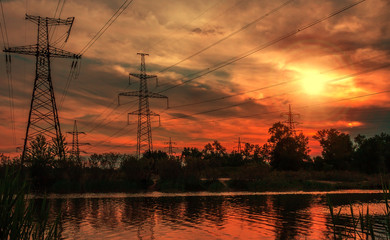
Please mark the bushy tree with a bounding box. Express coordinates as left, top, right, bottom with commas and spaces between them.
313, 129, 353, 170
0, 153, 11, 166
87, 152, 121, 169
203, 140, 226, 156
24, 135, 59, 189
353, 133, 390, 173
263, 122, 310, 171
242, 143, 262, 163
142, 150, 169, 174
181, 147, 202, 159
25, 135, 56, 167
203, 140, 227, 167
88, 153, 101, 168
120, 154, 151, 181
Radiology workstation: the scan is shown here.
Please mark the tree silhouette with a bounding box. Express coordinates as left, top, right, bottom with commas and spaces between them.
203, 140, 227, 167
313, 129, 353, 170
263, 122, 310, 171
25, 135, 56, 167
353, 133, 390, 173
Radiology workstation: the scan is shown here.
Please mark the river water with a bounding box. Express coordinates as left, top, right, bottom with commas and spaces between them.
41, 190, 388, 239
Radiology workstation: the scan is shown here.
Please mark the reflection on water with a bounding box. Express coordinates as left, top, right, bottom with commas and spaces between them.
41, 191, 386, 239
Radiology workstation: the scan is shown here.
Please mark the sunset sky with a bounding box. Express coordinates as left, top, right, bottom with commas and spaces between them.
0, 0, 389, 156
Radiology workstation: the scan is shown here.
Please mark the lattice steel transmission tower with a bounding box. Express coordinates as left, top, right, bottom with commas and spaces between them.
3, 14, 80, 163
281, 104, 300, 133
235, 137, 242, 153
118, 53, 168, 158
164, 137, 177, 156
234, 137, 248, 154
67, 120, 89, 161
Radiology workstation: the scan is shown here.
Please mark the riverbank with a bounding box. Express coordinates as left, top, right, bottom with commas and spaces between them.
32, 170, 387, 194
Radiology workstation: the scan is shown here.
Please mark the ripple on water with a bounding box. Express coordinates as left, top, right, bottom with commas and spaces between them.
45, 191, 388, 239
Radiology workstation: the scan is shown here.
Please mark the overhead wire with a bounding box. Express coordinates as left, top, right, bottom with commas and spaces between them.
167, 53, 389, 110
0, 0, 9, 48
148, 0, 225, 52
161, 90, 390, 129
58, 58, 81, 110
82, 0, 371, 152
88, 100, 138, 133
88, 88, 390, 152
85, 124, 137, 151
155, 0, 367, 95
49, 0, 62, 39
159, 62, 390, 125
0, 0, 16, 145
78, 0, 135, 56
77, 0, 284, 137
158, 0, 295, 73
58, 0, 135, 119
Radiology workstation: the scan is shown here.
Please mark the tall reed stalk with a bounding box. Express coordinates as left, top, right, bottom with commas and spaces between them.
0, 168, 60, 239
328, 182, 390, 239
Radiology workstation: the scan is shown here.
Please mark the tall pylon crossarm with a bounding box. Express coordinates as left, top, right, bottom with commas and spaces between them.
118, 53, 168, 158
3, 14, 80, 163
281, 104, 300, 133
4, 45, 80, 59
67, 120, 87, 161
164, 137, 177, 156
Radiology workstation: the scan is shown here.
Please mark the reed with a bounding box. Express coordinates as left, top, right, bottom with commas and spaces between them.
327, 181, 390, 239
0, 168, 60, 239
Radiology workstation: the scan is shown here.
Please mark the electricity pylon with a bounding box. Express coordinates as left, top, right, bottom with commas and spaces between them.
281, 104, 300, 133
67, 120, 89, 161
233, 137, 248, 154
234, 137, 242, 153
4, 14, 80, 163
164, 137, 177, 156
118, 53, 168, 158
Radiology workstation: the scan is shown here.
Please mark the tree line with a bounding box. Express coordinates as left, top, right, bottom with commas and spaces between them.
0, 121, 389, 192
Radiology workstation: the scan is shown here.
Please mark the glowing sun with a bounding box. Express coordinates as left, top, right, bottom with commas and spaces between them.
300, 70, 328, 95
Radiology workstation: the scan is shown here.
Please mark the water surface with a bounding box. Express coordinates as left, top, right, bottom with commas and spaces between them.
42, 190, 387, 239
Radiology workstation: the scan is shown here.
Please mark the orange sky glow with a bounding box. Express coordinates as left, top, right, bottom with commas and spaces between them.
0, 0, 389, 157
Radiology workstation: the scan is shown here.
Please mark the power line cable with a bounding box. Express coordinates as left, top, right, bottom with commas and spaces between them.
88, 100, 138, 133
78, 0, 135, 56
159, 0, 295, 73
83, 0, 349, 134
0, 0, 16, 145
0, 0, 9, 48
148, 0, 225, 52
83, 0, 369, 150
162, 90, 390, 128
58, 0, 135, 118
156, 0, 367, 94
161, 62, 390, 124
168, 53, 389, 109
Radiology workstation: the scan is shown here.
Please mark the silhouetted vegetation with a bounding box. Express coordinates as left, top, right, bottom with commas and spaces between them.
262, 122, 310, 171
313, 129, 354, 170
327, 182, 390, 239
1, 122, 390, 193
0, 169, 61, 239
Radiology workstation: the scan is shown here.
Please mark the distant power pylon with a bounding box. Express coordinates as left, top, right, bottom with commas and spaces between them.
234, 137, 242, 153
67, 120, 89, 161
118, 53, 168, 158
281, 104, 300, 132
4, 15, 80, 163
233, 137, 248, 154
164, 137, 177, 156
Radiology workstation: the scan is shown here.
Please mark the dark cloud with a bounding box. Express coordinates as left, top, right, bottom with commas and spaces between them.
191, 27, 223, 36
1, 0, 389, 155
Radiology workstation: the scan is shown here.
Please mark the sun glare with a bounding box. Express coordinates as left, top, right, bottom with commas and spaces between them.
300, 70, 328, 95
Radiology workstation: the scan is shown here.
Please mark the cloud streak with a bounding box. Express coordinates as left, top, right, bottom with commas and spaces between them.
0, 0, 389, 156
